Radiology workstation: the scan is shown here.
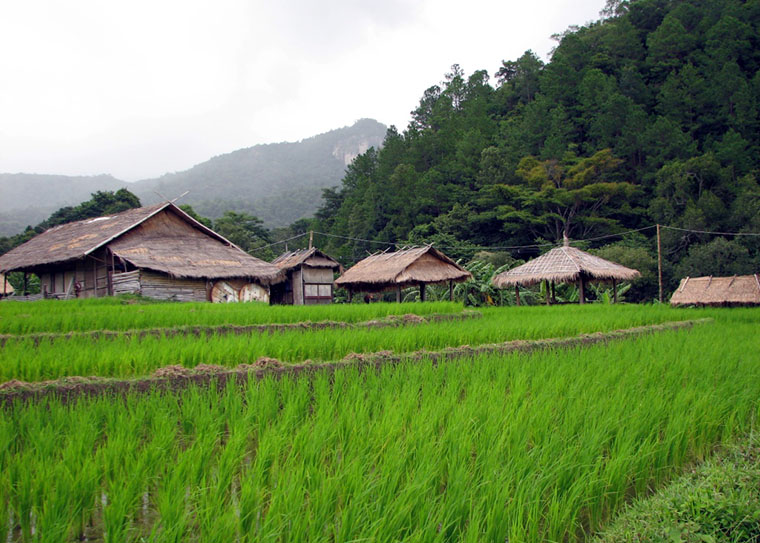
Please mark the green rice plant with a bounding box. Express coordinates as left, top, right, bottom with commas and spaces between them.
1, 314, 759, 541
0, 298, 462, 335
0, 304, 717, 383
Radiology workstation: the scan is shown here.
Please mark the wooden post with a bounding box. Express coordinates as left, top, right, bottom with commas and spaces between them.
545, 280, 550, 305
308, 231, 313, 250
579, 275, 586, 304
396, 286, 401, 303
93, 258, 98, 297
448, 280, 453, 301
612, 278, 618, 304
419, 283, 426, 302
2, 274, 6, 298
551, 281, 556, 304
23, 273, 28, 296
657, 224, 663, 303
515, 285, 521, 306
347, 289, 352, 303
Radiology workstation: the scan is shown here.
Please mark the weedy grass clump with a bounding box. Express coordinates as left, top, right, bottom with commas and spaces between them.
1, 318, 758, 542
594, 435, 760, 543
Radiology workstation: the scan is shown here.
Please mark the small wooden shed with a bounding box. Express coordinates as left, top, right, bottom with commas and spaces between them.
670, 274, 760, 306
0, 202, 284, 302
335, 246, 472, 302
270, 248, 341, 305
491, 238, 640, 304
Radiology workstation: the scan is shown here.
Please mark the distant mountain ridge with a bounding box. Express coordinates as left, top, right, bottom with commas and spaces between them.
0, 119, 387, 236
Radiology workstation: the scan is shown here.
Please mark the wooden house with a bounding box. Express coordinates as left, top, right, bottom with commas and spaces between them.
670, 274, 760, 306
270, 248, 341, 305
0, 202, 284, 302
335, 246, 471, 302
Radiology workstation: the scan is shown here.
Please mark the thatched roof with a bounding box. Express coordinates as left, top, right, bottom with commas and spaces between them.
670, 275, 760, 306
0, 274, 14, 295
0, 203, 284, 285
492, 242, 641, 287
272, 248, 341, 272
335, 246, 471, 291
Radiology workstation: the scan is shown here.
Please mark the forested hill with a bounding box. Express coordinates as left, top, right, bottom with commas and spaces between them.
311, 0, 760, 295
133, 119, 386, 228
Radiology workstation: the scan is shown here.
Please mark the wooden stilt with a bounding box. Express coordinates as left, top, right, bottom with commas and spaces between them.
420, 283, 426, 302
515, 285, 520, 306
2, 274, 6, 298
545, 280, 550, 305
579, 275, 585, 304
347, 289, 353, 303
551, 281, 556, 304
612, 278, 618, 304
448, 280, 453, 302
396, 286, 401, 303
23, 272, 28, 296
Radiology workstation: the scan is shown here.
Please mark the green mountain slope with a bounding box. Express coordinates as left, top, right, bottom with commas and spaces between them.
133, 119, 387, 227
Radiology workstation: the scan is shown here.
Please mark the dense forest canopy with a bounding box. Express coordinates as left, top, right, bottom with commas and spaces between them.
299, 0, 760, 299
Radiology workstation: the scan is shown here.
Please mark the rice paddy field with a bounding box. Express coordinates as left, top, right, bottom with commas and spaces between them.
1, 298, 759, 542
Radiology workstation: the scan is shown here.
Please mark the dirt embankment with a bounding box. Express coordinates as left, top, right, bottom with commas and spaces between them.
0, 310, 481, 347
0, 319, 711, 407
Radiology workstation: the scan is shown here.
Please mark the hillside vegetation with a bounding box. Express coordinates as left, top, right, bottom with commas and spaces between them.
310, 0, 760, 296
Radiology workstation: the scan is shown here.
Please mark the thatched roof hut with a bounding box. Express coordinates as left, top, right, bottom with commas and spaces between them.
271, 248, 341, 305
491, 238, 640, 304
335, 246, 471, 301
0, 202, 284, 301
670, 275, 760, 306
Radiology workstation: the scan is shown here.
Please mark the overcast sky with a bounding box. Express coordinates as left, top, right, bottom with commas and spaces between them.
0, 0, 603, 181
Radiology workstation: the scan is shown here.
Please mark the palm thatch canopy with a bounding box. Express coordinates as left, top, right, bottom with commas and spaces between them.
272, 248, 342, 273
670, 275, 760, 306
492, 243, 640, 288
0, 202, 284, 285
335, 246, 471, 293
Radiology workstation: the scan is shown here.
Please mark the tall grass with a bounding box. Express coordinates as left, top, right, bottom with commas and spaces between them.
0, 299, 463, 335
0, 304, 710, 383
1, 318, 758, 541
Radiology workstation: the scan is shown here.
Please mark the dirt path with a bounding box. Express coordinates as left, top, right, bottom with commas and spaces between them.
0, 318, 711, 407
0, 310, 481, 346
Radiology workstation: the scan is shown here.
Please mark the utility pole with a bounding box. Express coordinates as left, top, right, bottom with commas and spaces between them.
308, 231, 313, 250
657, 224, 663, 303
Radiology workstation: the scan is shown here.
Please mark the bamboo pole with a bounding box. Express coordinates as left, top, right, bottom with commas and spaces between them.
515, 285, 521, 306
420, 283, 426, 302
308, 231, 313, 250
551, 281, 556, 304
396, 286, 401, 303
545, 280, 550, 305
657, 224, 663, 303
612, 278, 618, 304
23, 272, 28, 296
449, 280, 453, 301
579, 276, 585, 304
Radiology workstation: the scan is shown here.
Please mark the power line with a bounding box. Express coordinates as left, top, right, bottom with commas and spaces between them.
251, 224, 760, 255
660, 225, 760, 237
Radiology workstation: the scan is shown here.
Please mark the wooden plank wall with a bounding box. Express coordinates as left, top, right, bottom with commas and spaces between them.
140, 270, 207, 302
112, 270, 141, 295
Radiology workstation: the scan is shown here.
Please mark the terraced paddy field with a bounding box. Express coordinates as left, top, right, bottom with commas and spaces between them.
1, 300, 758, 542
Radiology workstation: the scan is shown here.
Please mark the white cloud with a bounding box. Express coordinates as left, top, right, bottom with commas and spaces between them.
0, 0, 603, 181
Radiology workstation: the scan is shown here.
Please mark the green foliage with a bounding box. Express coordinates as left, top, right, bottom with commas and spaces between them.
310, 0, 760, 296
212, 211, 273, 258
595, 436, 760, 543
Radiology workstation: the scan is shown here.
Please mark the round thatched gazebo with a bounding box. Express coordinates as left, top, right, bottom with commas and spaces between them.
491, 238, 640, 304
